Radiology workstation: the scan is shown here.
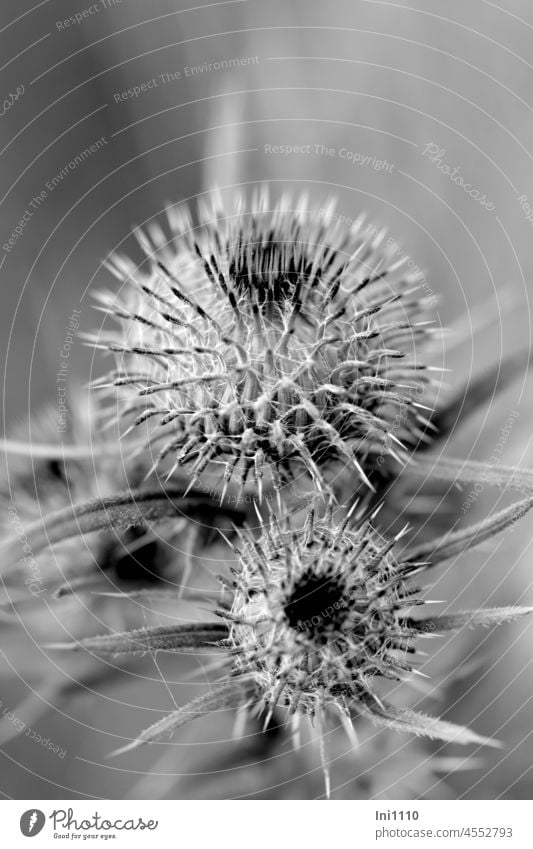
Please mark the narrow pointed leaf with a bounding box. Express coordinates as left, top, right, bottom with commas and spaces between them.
111, 676, 256, 756
47, 623, 228, 655
409, 606, 533, 633
406, 495, 533, 566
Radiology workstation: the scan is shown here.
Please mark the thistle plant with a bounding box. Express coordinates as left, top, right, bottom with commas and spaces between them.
91, 189, 438, 500
2, 187, 533, 799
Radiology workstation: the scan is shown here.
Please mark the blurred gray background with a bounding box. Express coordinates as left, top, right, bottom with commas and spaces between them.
2, 0, 533, 800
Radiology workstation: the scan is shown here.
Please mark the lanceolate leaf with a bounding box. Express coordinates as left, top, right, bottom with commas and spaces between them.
366, 700, 501, 747
409, 606, 533, 633
92, 588, 219, 607
111, 676, 257, 756
47, 623, 228, 656
406, 495, 533, 566
0, 439, 118, 458
406, 455, 533, 495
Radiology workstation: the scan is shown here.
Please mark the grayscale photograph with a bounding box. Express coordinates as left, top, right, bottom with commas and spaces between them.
1, 0, 533, 822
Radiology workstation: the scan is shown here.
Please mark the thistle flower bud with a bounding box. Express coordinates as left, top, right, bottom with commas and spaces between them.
94, 189, 437, 498
221, 505, 517, 752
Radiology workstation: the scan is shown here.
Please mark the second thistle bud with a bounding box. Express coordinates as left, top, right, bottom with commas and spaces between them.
226, 505, 421, 724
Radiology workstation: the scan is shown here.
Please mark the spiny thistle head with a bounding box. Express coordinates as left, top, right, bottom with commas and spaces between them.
213, 501, 533, 761
226, 503, 422, 722
93, 188, 438, 499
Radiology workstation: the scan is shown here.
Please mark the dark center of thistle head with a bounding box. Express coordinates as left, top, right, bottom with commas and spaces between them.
283, 568, 348, 639
228, 244, 315, 305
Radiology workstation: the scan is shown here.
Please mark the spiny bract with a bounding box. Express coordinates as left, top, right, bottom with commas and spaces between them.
93, 188, 437, 500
